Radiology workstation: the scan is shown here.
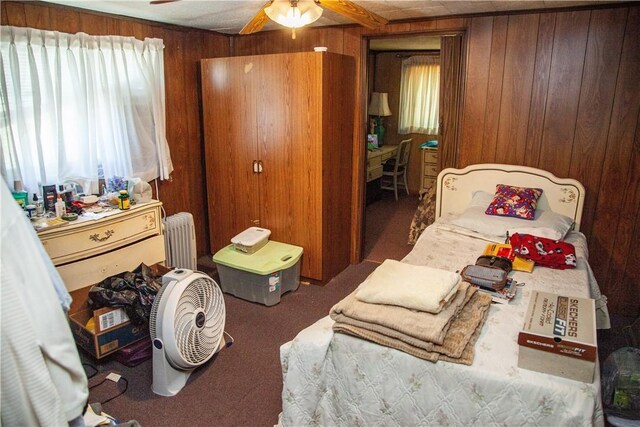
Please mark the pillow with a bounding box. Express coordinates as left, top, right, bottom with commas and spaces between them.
485, 184, 543, 220
446, 204, 575, 241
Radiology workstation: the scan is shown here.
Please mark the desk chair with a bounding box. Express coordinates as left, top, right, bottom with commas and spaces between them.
381, 138, 412, 200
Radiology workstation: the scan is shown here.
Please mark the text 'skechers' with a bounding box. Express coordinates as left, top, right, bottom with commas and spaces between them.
518, 290, 597, 382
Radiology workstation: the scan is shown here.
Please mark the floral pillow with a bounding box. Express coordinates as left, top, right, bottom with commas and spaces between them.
485, 184, 543, 220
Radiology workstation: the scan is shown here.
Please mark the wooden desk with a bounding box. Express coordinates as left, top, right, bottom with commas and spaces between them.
366, 145, 398, 204
366, 145, 398, 182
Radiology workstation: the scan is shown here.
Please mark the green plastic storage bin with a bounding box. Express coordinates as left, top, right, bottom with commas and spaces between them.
212, 240, 303, 306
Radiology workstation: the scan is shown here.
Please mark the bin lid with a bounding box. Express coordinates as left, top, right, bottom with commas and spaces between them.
213, 240, 303, 275
231, 226, 271, 247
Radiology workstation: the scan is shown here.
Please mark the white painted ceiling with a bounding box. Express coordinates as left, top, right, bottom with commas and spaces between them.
40, 0, 620, 35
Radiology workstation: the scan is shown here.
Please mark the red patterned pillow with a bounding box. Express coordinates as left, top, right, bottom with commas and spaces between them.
485, 184, 543, 220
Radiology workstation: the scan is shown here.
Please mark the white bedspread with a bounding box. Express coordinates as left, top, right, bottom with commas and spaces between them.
280, 220, 607, 427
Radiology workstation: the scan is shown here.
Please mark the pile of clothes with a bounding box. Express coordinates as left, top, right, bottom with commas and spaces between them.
88, 263, 164, 326
330, 260, 492, 365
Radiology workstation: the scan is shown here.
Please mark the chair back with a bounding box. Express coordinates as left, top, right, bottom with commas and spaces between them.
396, 138, 412, 169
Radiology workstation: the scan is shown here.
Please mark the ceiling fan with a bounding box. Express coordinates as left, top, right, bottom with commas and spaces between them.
151, 0, 388, 39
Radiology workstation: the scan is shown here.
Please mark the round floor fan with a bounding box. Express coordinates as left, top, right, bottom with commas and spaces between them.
149, 269, 227, 396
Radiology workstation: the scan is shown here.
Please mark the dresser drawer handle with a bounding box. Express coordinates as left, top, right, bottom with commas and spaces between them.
89, 229, 115, 242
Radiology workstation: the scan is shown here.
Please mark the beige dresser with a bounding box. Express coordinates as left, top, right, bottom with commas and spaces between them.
37, 200, 165, 291
421, 147, 438, 192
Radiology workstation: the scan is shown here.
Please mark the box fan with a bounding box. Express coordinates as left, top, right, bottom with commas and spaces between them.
149, 269, 230, 396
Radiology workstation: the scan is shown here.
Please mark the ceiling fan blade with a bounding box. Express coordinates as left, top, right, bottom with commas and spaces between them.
150, 0, 180, 4
239, 1, 273, 35
318, 0, 388, 29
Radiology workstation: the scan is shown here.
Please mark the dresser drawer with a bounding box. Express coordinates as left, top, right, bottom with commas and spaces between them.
367, 156, 382, 170
423, 177, 436, 190
40, 203, 162, 265
57, 235, 166, 292
424, 164, 438, 177
367, 165, 383, 182
423, 150, 438, 164
381, 150, 395, 162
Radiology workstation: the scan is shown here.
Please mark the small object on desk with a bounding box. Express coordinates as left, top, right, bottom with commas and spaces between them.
25, 204, 36, 218
367, 133, 378, 149
61, 213, 79, 221
34, 217, 70, 231
81, 195, 99, 204
54, 194, 66, 217
118, 190, 130, 210
420, 140, 438, 149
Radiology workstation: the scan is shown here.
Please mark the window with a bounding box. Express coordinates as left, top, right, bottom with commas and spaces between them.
398, 55, 440, 135
0, 26, 173, 195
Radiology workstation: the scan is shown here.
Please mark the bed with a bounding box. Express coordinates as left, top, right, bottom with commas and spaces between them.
279, 163, 610, 427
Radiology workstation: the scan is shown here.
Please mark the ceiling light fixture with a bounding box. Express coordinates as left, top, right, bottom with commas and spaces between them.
264, 0, 323, 39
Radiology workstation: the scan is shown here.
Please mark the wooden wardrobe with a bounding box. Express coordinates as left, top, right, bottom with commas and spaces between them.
201, 52, 355, 282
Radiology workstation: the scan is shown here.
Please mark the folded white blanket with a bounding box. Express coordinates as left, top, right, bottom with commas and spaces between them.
355, 259, 461, 313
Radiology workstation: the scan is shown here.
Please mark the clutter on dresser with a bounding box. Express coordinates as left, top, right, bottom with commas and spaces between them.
8, 175, 155, 232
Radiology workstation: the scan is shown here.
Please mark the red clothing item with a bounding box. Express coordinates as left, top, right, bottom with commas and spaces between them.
509, 233, 576, 270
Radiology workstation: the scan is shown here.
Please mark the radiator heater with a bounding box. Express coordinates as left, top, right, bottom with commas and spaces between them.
162, 212, 197, 271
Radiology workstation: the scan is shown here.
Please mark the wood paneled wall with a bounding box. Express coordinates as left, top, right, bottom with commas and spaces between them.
2, 1, 638, 316
458, 7, 640, 317
1, 1, 230, 257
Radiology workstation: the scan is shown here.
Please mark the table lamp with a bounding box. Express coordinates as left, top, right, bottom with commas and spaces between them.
368, 92, 392, 146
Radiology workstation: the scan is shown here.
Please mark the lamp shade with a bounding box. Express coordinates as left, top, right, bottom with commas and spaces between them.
368, 92, 392, 116
265, 0, 323, 28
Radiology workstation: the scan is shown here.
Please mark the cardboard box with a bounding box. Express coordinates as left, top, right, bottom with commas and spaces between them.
69, 307, 148, 359
68, 263, 170, 359
518, 290, 597, 383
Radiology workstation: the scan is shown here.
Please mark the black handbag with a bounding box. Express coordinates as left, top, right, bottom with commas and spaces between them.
475, 255, 513, 273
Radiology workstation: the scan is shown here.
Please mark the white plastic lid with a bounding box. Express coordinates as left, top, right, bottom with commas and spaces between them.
231, 227, 271, 247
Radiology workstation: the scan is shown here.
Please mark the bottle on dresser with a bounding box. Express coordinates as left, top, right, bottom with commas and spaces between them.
42, 184, 57, 213
32, 193, 45, 216
54, 194, 66, 218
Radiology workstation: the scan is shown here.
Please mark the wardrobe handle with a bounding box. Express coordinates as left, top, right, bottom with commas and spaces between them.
257, 160, 263, 173
252, 160, 258, 173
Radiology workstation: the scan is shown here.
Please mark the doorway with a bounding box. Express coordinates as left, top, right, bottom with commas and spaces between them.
362, 33, 465, 263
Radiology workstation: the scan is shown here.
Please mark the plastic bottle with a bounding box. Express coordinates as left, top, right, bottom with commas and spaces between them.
33, 193, 45, 216
118, 190, 130, 210
55, 194, 66, 217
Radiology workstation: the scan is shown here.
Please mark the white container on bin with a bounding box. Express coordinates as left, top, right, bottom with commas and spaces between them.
212, 240, 303, 306
231, 227, 271, 254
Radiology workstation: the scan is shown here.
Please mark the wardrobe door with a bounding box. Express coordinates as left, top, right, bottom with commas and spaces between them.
257, 53, 323, 279
202, 57, 261, 252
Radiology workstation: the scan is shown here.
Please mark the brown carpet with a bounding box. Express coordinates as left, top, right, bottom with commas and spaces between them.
82, 261, 378, 426
363, 191, 420, 263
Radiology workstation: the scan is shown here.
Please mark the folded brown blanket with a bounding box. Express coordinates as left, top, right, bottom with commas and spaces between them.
330, 282, 473, 345
333, 295, 490, 365
332, 291, 492, 360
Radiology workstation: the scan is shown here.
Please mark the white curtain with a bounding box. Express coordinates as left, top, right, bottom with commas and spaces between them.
0, 26, 173, 195
398, 56, 440, 135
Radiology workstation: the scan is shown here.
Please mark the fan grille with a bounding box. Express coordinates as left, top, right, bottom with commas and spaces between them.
149, 278, 170, 340
174, 276, 225, 365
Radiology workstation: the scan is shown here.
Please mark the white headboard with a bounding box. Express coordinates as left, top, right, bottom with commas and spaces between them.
435, 163, 586, 231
